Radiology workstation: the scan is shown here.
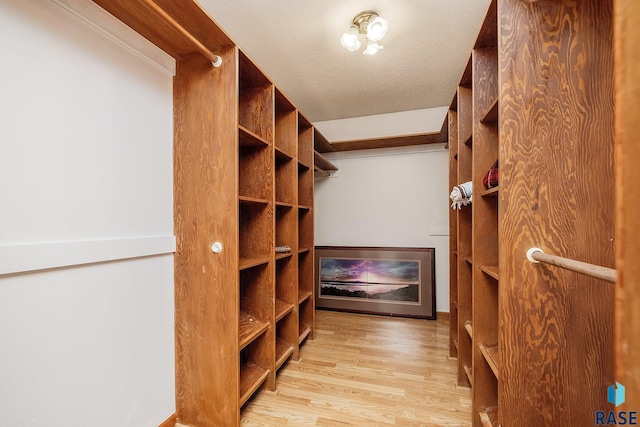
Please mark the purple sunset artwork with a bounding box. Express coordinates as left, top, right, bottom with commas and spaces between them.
319, 258, 420, 304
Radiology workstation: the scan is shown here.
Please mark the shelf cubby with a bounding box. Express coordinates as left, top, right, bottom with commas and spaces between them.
298, 208, 313, 251
275, 157, 296, 205
239, 144, 273, 201
298, 114, 313, 169
276, 309, 296, 370
238, 51, 273, 143
239, 202, 272, 261
240, 336, 271, 407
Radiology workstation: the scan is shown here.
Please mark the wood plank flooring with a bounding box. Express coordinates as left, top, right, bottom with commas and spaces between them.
241, 310, 471, 426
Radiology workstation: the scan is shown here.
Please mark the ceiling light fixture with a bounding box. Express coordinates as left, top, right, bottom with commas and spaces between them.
340, 11, 388, 55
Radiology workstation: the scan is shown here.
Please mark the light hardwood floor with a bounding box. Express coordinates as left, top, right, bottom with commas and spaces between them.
241, 310, 471, 426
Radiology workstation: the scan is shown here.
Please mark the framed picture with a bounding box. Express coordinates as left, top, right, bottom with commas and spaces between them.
314, 246, 436, 319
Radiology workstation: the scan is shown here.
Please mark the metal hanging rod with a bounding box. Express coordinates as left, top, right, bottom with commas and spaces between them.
526, 247, 616, 283
140, 0, 222, 67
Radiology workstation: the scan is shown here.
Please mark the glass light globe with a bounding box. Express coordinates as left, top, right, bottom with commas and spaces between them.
363, 40, 383, 55
366, 16, 388, 42
340, 26, 361, 51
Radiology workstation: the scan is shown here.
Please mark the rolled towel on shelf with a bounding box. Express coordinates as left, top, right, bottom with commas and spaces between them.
450, 181, 473, 210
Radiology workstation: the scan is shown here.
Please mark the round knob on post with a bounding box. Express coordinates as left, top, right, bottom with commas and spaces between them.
211, 242, 223, 254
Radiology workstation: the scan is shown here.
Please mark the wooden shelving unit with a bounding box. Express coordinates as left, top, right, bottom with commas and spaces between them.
297, 113, 315, 355
164, 8, 330, 422
451, 53, 474, 388
470, 3, 499, 424
450, 2, 499, 423
450, 1, 615, 426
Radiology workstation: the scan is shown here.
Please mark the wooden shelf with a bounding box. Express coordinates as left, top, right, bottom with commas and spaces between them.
462, 133, 473, 146
239, 195, 270, 206
480, 186, 499, 197
479, 344, 500, 380
239, 256, 271, 271
275, 299, 294, 322
480, 266, 500, 281
239, 124, 270, 147
465, 322, 473, 339
314, 128, 334, 153
298, 247, 311, 254
275, 338, 294, 370
274, 146, 294, 162
298, 326, 311, 344
298, 290, 312, 305
480, 98, 499, 124
464, 365, 473, 386
239, 361, 270, 407
275, 251, 293, 261
298, 204, 311, 211
464, 256, 473, 265
314, 150, 338, 172
239, 311, 269, 350
276, 201, 294, 209
479, 406, 498, 427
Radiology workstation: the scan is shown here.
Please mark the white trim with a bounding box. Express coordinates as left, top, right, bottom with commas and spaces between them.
49, 0, 176, 76
0, 236, 177, 276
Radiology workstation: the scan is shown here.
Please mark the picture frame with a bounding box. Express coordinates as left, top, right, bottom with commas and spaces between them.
314, 246, 436, 319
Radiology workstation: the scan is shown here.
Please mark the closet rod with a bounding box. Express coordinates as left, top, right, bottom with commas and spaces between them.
140, 0, 223, 67
526, 247, 616, 283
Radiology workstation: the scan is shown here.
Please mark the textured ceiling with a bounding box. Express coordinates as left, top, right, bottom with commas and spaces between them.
198, 0, 491, 122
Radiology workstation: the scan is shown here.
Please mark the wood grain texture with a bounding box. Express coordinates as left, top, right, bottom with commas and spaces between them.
174, 50, 240, 427
239, 145, 273, 200
242, 310, 472, 426
615, 0, 640, 411
328, 131, 447, 152
298, 118, 314, 168
474, 0, 497, 49
275, 89, 297, 158
92, 0, 234, 58
458, 86, 473, 146
275, 158, 296, 205
498, 0, 615, 425
158, 413, 176, 427
239, 52, 273, 144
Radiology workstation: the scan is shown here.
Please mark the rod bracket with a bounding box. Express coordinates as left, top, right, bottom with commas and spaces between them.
526, 247, 544, 263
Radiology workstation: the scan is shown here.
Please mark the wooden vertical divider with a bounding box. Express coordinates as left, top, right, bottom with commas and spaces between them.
615, 0, 640, 412
174, 48, 241, 427
498, 0, 615, 425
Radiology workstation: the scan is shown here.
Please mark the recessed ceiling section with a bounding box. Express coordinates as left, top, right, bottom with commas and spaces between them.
198, 0, 491, 122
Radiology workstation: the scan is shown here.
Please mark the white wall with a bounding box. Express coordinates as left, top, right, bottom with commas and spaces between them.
315, 144, 450, 313
314, 107, 448, 142
0, 0, 175, 425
